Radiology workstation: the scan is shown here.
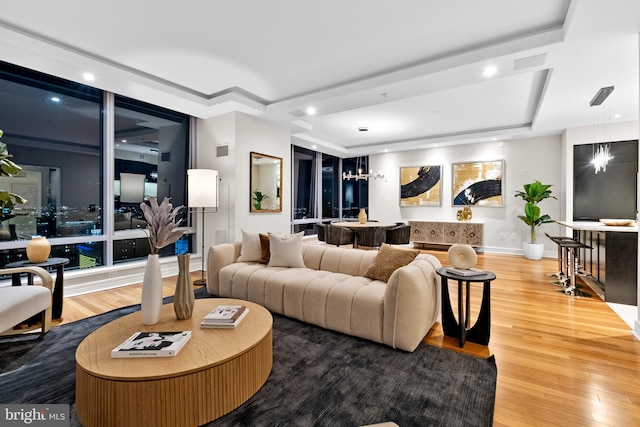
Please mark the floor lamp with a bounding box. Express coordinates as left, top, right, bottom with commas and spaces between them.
187, 169, 219, 286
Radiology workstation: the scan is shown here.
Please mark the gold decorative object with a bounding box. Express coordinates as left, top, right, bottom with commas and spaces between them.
26, 235, 51, 263
456, 206, 472, 221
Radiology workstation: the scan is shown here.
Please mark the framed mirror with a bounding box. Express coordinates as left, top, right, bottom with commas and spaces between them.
250, 151, 282, 212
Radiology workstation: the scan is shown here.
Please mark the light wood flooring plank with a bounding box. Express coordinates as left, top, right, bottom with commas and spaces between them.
55, 251, 640, 426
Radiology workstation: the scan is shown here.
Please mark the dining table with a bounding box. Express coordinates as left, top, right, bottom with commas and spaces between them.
331, 221, 397, 248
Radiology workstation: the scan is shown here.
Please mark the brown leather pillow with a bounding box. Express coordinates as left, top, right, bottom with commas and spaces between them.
259, 233, 270, 264
364, 243, 420, 282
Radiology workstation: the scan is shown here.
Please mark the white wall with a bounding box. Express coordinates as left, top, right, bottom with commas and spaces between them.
195, 112, 291, 246
369, 136, 564, 256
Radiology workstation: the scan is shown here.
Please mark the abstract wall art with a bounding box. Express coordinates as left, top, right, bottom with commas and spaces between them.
400, 165, 441, 206
452, 160, 504, 206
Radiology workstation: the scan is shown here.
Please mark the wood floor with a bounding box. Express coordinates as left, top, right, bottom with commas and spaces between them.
56, 251, 640, 426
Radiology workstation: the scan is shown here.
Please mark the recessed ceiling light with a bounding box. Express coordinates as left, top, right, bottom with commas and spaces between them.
50, 96, 60, 103
83, 72, 95, 82
613, 113, 622, 119
306, 106, 317, 116
312, 144, 317, 149
121, 139, 127, 143
483, 66, 497, 77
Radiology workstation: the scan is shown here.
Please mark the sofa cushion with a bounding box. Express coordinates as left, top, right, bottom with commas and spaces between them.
237, 229, 264, 262
364, 243, 420, 282
0, 286, 51, 334
259, 233, 271, 263
268, 232, 305, 267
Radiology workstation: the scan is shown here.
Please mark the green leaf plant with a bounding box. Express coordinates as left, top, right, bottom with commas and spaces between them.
514, 180, 556, 244
252, 190, 269, 210
0, 129, 27, 217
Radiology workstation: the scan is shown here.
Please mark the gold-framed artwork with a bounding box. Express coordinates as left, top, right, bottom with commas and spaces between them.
400, 165, 441, 206
452, 160, 504, 206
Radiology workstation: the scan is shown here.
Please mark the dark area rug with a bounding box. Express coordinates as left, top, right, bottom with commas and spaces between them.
0, 288, 496, 426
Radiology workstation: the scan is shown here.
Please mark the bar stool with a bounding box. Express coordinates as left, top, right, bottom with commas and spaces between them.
545, 233, 576, 283
554, 239, 592, 298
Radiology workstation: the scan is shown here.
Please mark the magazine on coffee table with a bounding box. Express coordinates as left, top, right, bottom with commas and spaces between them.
111, 331, 191, 358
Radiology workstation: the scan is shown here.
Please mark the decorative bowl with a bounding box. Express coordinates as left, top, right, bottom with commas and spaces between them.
599, 219, 636, 226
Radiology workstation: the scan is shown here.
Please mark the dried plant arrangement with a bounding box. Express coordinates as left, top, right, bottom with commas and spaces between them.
140, 197, 185, 254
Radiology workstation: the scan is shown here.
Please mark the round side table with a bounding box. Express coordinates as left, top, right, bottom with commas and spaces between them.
436, 267, 496, 348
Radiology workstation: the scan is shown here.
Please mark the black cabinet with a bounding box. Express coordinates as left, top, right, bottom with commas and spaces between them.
575, 230, 637, 305
113, 238, 151, 262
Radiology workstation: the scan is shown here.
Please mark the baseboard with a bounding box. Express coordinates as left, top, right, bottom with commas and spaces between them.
63, 254, 203, 297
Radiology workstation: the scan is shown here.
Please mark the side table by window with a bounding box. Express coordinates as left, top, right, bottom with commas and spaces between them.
6, 257, 70, 319
436, 267, 496, 348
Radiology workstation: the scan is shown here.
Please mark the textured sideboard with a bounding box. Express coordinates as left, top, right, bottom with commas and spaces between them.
408, 220, 484, 247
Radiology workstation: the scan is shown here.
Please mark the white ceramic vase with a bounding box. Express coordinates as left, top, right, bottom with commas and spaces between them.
141, 254, 162, 325
523, 242, 544, 260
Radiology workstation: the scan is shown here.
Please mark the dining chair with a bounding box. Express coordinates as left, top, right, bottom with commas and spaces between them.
355, 227, 387, 249
315, 223, 327, 242
325, 225, 355, 247
385, 224, 411, 245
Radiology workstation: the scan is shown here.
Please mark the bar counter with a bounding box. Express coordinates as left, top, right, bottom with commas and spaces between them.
557, 220, 638, 305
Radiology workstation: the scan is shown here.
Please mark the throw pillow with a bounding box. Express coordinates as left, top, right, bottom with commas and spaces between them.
364, 243, 420, 282
259, 233, 271, 264
267, 232, 305, 268
237, 229, 263, 262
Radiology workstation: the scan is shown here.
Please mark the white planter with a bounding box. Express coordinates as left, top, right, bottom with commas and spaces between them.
141, 254, 162, 325
523, 242, 544, 260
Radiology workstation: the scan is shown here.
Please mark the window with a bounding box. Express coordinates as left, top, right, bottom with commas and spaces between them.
113, 96, 191, 262
0, 60, 191, 270
341, 157, 369, 218
0, 61, 104, 268
322, 154, 340, 218
291, 145, 368, 234
293, 146, 317, 221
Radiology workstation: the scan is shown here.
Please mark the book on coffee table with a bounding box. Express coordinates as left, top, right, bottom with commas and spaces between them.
201, 306, 249, 329
111, 331, 191, 358
202, 305, 246, 323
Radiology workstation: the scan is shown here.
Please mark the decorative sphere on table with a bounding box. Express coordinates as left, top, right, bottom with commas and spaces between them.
447, 244, 477, 269
26, 235, 51, 263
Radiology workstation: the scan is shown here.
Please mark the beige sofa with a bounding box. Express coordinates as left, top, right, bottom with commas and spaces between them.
206, 241, 442, 352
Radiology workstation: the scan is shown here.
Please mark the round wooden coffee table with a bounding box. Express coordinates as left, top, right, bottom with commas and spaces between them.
75, 298, 273, 427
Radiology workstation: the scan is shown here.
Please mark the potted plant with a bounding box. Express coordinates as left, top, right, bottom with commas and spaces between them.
514, 180, 556, 260
252, 190, 269, 210
0, 129, 27, 215
0, 129, 27, 240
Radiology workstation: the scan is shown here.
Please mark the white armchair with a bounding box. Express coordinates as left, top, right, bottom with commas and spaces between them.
0, 266, 54, 337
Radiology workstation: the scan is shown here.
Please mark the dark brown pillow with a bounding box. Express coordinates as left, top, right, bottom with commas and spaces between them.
259, 233, 271, 264
364, 243, 420, 282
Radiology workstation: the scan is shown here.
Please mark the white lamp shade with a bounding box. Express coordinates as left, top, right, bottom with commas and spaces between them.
188, 169, 218, 208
